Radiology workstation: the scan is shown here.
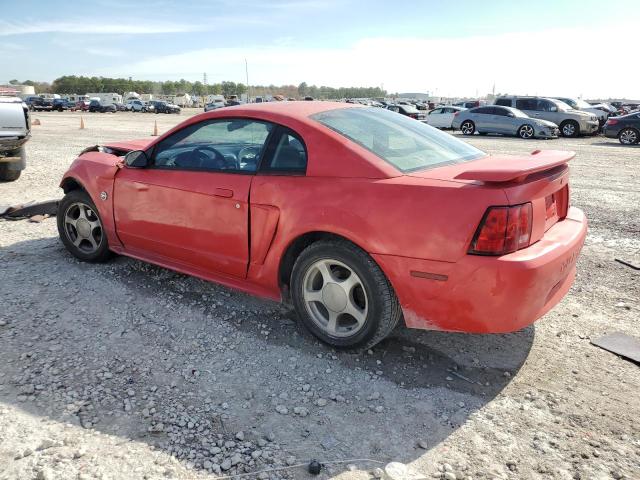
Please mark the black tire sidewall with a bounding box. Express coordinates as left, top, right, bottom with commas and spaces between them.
291, 243, 387, 348
57, 190, 111, 262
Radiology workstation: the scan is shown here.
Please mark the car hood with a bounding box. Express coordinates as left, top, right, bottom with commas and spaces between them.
532, 118, 558, 128
103, 138, 155, 153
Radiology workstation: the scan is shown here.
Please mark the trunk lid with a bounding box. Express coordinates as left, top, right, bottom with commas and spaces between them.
410, 149, 574, 245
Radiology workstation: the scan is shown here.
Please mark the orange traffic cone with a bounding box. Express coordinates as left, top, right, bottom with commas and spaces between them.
32, 118, 41, 126
80, 117, 85, 129
152, 120, 158, 136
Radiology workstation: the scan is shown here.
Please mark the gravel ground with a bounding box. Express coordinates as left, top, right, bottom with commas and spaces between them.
0, 110, 638, 480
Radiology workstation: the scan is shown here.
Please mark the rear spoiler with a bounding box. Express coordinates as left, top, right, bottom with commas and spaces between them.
455, 150, 575, 183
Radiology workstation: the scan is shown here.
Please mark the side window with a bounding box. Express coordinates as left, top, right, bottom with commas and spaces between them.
516, 98, 537, 110
492, 107, 508, 116
429, 108, 442, 115
262, 130, 307, 174
152, 119, 273, 172
495, 98, 511, 107
537, 100, 557, 112
473, 107, 491, 115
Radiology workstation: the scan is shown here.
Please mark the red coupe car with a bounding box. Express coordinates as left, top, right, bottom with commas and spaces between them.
58, 102, 587, 348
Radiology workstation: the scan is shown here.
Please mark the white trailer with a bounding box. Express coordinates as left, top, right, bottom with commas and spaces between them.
85, 93, 122, 106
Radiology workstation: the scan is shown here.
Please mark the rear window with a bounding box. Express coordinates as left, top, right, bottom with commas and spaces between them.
311, 107, 484, 173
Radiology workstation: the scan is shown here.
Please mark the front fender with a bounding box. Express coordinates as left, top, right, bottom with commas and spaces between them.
59, 152, 123, 248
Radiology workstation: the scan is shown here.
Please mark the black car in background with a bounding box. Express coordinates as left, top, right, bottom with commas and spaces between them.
603, 112, 640, 145
88, 100, 117, 113
52, 99, 75, 111
25, 96, 53, 111
150, 101, 181, 114
386, 103, 426, 121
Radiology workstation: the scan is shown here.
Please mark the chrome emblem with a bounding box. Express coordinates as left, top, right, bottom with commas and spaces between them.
100, 191, 108, 201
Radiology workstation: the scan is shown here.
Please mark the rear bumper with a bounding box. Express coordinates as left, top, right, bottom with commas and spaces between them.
373, 207, 587, 333
603, 125, 620, 139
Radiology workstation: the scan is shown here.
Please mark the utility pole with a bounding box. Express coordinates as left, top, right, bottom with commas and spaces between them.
245, 58, 250, 103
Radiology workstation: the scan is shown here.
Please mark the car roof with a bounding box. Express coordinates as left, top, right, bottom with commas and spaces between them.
214, 101, 358, 119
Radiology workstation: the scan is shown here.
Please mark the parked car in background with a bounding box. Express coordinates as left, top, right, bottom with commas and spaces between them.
204, 99, 225, 112
56, 102, 586, 349
25, 96, 53, 112
495, 96, 599, 137
453, 100, 486, 109
387, 104, 426, 121
453, 105, 559, 139
88, 100, 117, 113
552, 97, 608, 128
603, 112, 640, 145
0, 96, 30, 181
52, 98, 74, 111
226, 100, 245, 107
113, 102, 127, 112
151, 101, 180, 114
71, 100, 90, 112
425, 106, 464, 129
125, 99, 147, 112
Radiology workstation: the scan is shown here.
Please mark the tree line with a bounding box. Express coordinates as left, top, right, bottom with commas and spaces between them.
9, 76, 387, 99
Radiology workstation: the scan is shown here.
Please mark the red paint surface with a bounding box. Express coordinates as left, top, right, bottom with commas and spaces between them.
60, 102, 588, 333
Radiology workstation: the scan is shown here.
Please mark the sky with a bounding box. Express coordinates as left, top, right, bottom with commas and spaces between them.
1, 0, 638, 98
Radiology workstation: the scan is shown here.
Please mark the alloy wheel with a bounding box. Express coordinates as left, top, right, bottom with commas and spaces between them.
619, 129, 638, 145
519, 125, 534, 138
302, 258, 368, 338
562, 123, 576, 137
461, 121, 474, 135
63, 202, 103, 254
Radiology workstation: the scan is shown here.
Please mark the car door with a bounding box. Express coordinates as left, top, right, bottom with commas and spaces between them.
491, 107, 515, 134
471, 107, 494, 132
113, 118, 275, 278
441, 107, 457, 128
536, 99, 561, 125
427, 108, 444, 127
515, 98, 540, 121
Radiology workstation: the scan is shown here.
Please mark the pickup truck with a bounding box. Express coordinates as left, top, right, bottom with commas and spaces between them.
0, 97, 30, 181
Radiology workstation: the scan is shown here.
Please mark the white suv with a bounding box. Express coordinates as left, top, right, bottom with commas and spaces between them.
125, 99, 146, 112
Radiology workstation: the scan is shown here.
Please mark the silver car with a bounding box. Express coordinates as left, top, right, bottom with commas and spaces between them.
451, 105, 559, 139
495, 96, 599, 137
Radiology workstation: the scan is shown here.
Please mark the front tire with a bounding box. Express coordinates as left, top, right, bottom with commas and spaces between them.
618, 128, 639, 145
560, 120, 579, 138
518, 124, 535, 139
460, 120, 475, 135
57, 190, 111, 263
0, 163, 21, 181
291, 240, 401, 349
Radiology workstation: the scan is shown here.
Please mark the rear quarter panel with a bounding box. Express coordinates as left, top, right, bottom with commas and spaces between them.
248, 174, 508, 290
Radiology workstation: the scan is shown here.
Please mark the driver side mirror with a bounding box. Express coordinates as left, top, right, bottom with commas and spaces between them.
124, 150, 149, 168
508, 112, 515, 117
549, 106, 558, 112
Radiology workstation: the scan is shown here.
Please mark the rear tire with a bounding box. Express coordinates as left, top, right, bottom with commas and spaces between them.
291, 240, 401, 349
518, 124, 535, 139
560, 120, 579, 138
460, 120, 475, 135
57, 190, 112, 263
618, 128, 639, 145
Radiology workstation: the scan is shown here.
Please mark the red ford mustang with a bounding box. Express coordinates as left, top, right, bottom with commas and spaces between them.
58, 102, 587, 348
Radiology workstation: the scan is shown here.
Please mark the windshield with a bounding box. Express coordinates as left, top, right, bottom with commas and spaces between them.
574, 98, 592, 109
312, 107, 484, 173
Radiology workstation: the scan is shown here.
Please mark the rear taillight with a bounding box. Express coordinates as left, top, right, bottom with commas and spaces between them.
409, 113, 418, 119
606, 118, 618, 126
469, 203, 533, 255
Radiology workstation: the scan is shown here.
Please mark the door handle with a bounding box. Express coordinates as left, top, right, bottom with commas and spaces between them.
214, 188, 234, 198
134, 184, 149, 191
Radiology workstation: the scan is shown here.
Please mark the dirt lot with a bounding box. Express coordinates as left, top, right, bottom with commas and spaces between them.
1, 110, 638, 480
